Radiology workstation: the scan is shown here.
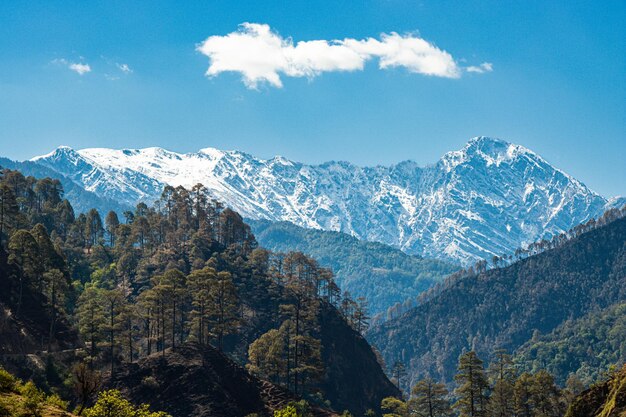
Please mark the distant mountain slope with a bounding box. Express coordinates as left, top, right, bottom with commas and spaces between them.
250, 219, 457, 315
0, 158, 129, 215
29, 137, 615, 264
367, 214, 626, 385
515, 303, 626, 386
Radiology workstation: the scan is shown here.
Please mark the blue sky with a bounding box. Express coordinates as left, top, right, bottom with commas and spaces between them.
0, 1, 624, 196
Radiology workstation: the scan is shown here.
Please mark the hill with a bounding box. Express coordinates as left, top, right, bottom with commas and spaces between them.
0, 167, 398, 415
515, 303, 626, 386
367, 213, 626, 385
107, 343, 336, 417
250, 219, 457, 315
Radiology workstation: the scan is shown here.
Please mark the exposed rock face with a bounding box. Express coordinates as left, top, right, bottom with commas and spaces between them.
106, 343, 336, 417
31, 137, 618, 265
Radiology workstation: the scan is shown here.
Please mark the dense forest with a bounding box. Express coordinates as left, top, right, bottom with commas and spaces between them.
250, 220, 457, 315
514, 302, 626, 386
0, 168, 397, 416
368, 208, 626, 388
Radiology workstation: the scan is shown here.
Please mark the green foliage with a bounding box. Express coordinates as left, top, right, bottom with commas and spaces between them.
20, 381, 45, 417
0, 369, 17, 393
83, 390, 170, 417
381, 396, 407, 417
273, 400, 312, 417
515, 303, 626, 385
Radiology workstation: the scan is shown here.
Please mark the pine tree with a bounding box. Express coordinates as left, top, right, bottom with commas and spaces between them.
7, 229, 42, 314
105, 211, 120, 247
391, 361, 407, 392
513, 372, 534, 417
247, 327, 288, 384
0, 183, 20, 243
102, 288, 126, 375
453, 351, 490, 417
208, 271, 239, 351
76, 286, 107, 364
488, 350, 516, 417
353, 296, 370, 334
43, 268, 68, 351
408, 377, 453, 417
187, 267, 215, 346
529, 370, 564, 417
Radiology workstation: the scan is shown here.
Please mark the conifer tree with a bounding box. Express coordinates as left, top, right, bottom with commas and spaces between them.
513, 372, 534, 417
76, 286, 107, 364
391, 361, 407, 392
209, 271, 239, 351
187, 267, 215, 346
7, 229, 42, 314
453, 351, 490, 417
408, 377, 453, 417
488, 349, 516, 417
43, 268, 68, 351
105, 211, 120, 247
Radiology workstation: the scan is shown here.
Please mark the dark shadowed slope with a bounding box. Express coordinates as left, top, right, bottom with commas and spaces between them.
107, 343, 337, 417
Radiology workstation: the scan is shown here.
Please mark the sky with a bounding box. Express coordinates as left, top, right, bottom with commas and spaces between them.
0, 1, 624, 196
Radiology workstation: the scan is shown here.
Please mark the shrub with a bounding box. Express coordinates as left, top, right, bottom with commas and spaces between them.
20, 381, 45, 417
0, 368, 17, 393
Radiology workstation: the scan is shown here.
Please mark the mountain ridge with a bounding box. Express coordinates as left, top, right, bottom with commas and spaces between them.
30, 137, 618, 264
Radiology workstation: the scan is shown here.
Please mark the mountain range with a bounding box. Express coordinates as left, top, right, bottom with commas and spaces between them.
29, 136, 621, 265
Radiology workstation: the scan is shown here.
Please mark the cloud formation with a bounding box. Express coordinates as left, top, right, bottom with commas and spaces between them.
52, 59, 91, 75
466, 62, 493, 74
197, 23, 477, 88
116, 63, 132, 74
69, 62, 91, 75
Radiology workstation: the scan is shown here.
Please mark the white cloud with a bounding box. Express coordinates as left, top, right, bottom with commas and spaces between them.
116, 63, 132, 74
197, 23, 469, 89
52, 58, 91, 75
68, 62, 91, 75
466, 62, 493, 74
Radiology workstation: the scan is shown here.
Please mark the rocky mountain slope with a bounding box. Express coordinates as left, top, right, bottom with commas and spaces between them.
367, 213, 626, 385
30, 137, 616, 264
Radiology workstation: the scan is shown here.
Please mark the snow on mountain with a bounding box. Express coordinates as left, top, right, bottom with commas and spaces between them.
30, 137, 615, 265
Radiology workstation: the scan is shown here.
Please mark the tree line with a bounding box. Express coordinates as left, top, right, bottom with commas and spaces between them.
381, 349, 581, 417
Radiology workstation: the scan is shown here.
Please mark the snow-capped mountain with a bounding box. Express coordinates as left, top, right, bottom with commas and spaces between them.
31, 137, 616, 264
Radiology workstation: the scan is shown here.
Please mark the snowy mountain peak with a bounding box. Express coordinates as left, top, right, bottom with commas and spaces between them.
30, 138, 615, 265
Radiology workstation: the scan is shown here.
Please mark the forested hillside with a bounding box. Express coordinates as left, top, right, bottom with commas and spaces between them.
250, 219, 457, 315
515, 303, 626, 386
368, 209, 626, 386
0, 168, 397, 416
